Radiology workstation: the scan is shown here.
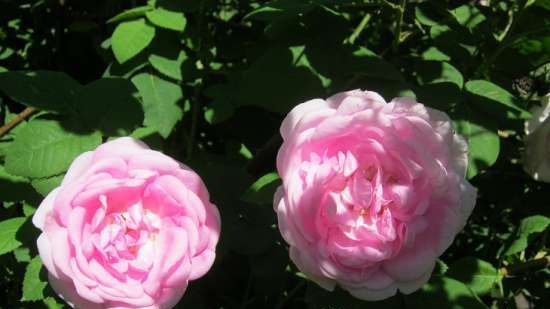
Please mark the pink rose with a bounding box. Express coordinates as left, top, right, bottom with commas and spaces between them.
274, 90, 477, 300
33, 137, 221, 309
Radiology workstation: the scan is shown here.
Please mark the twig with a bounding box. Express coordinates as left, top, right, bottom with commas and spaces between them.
0, 107, 36, 137
500, 256, 550, 277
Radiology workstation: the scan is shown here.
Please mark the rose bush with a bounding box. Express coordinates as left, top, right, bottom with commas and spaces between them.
524, 94, 550, 183
32, 137, 221, 309
274, 90, 477, 300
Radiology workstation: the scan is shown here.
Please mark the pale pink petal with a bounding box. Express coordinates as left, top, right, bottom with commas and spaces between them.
62, 151, 94, 185
32, 188, 60, 230
280, 99, 331, 140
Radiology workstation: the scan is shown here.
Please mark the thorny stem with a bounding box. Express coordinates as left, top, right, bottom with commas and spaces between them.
500, 256, 550, 277
0, 107, 36, 137
347, 13, 372, 45
187, 0, 207, 160
477, 3, 546, 76
187, 82, 201, 160
391, 0, 406, 53
239, 272, 254, 309
274, 281, 307, 309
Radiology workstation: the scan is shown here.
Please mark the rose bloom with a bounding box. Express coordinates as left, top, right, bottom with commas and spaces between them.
33, 137, 221, 309
274, 90, 477, 300
524, 93, 550, 183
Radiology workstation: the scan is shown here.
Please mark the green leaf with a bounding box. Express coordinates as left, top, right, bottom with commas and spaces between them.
465, 80, 530, 119
421, 47, 451, 61
204, 100, 235, 124
43, 297, 64, 309
415, 2, 450, 27
131, 73, 184, 138
13, 247, 31, 262
107, 5, 154, 24
31, 174, 64, 196
435, 259, 449, 275
112, 19, 156, 64
242, 173, 281, 205
405, 277, 488, 309
504, 215, 550, 256
450, 5, 486, 29
244, 0, 314, 21
148, 50, 187, 81
534, 0, 550, 10
23, 202, 36, 217
455, 118, 500, 179
5, 120, 102, 178
447, 257, 500, 296
146, 8, 187, 32
21, 256, 47, 302
74, 78, 143, 136
415, 61, 464, 88
0, 217, 26, 256
0, 71, 81, 112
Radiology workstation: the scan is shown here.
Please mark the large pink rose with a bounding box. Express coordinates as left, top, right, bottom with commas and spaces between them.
33, 137, 221, 309
274, 90, 477, 300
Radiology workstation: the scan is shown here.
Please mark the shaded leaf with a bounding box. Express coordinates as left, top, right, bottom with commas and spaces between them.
75, 78, 143, 136
447, 257, 500, 296
0, 165, 38, 202
0, 71, 81, 112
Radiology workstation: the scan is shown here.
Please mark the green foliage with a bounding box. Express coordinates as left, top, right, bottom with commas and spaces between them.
242, 172, 281, 205
447, 257, 501, 296
21, 256, 47, 301
4, 120, 101, 178
0, 217, 26, 256
0, 71, 81, 112
0, 0, 548, 308
112, 19, 156, 64
405, 277, 488, 309
503, 215, 550, 256
131, 73, 184, 138
146, 9, 187, 32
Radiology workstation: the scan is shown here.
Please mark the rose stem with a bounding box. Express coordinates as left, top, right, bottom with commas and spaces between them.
0, 107, 37, 137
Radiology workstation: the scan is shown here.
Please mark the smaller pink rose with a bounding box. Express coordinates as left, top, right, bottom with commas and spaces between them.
33, 137, 221, 309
